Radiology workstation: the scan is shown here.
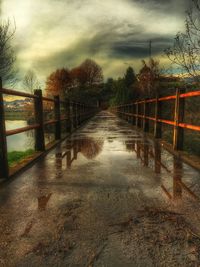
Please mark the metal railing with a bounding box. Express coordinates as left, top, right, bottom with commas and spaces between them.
0, 79, 98, 179
111, 89, 200, 151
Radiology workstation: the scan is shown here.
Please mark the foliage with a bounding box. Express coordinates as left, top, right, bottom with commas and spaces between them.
67, 84, 103, 105
8, 149, 34, 166
165, 0, 200, 82
46, 68, 71, 99
137, 59, 160, 97
74, 59, 103, 87
124, 67, 136, 88
45, 59, 103, 101
110, 79, 129, 106
23, 70, 40, 93
109, 66, 138, 106
0, 20, 17, 85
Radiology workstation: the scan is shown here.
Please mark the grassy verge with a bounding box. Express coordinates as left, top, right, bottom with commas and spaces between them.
8, 149, 34, 166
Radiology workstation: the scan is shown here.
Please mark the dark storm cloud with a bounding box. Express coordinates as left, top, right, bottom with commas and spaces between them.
32, 24, 144, 71
132, 0, 191, 12
33, 22, 174, 75
110, 36, 174, 58
2, 0, 193, 81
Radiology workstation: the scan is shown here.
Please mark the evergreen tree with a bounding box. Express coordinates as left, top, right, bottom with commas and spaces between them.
110, 79, 129, 106
124, 67, 136, 88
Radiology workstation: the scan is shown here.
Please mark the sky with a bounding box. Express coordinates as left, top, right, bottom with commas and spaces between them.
1, 0, 191, 87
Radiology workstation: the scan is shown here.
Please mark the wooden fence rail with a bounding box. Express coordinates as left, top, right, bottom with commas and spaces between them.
0, 80, 97, 179
112, 88, 200, 151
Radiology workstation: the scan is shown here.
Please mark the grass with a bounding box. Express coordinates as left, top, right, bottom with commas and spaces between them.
8, 149, 34, 166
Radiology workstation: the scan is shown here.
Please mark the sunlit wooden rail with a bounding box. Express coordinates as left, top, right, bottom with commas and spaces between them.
111, 89, 200, 151
0, 78, 98, 179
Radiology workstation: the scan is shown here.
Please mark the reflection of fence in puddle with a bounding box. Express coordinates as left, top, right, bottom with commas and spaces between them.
37, 193, 52, 211
125, 139, 199, 202
55, 137, 104, 169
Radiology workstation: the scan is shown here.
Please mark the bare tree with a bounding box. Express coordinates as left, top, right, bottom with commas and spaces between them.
137, 58, 160, 97
0, 19, 16, 85
23, 70, 40, 93
165, 1, 200, 124
165, 0, 200, 82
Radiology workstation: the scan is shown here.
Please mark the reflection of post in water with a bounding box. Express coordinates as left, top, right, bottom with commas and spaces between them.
143, 142, 149, 167
161, 156, 198, 202
173, 156, 198, 201
136, 140, 141, 159
73, 141, 78, 160
173, 156, 182, 200
125, 140, 135, 152
154, 141, 161, 174
38, 193, 52, 211
66, 150, 72, 169
55, 152, 62, 169
66, 139, 72, 169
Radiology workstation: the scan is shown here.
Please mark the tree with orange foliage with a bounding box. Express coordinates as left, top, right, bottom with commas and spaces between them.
45, 68, 71, 98
71, 59, 103, 87
45, 59, 103, 102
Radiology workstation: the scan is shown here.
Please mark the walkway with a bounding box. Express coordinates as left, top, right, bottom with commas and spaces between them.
0, 111, 200, 266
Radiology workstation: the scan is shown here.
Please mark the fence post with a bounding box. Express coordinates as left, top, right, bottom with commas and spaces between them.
0, 78, 9, 179
66, 99, 71, 133
136, 140, 141, 158
154, 94, 162, 138
54, 95, 61, 140
173, 88, 185, 150
129, 104, 132, 123
136, 102, 139, 127
72, 102, 77, 129
143, 143, 149, 166
34, 89, 45, 151
143, 99, 149, 132
75, 103, 78, 128
77, 103, 80, 126
131, 104, 134, 125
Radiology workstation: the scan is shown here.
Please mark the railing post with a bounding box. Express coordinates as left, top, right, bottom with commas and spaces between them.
143, 99, 149, 132
132, 104, 135, 125
72, 102, 77, 129
136, 102, 139, 127
128, 104, 131, 123
66, 99, 71, 133
0, 78, 9, 179
75, 103, 78, 127
154, 94, 162, 138
34, 89, 45, 151
82, 104, 85, 122
173, 88, 185, 150
77, 103, 80, 126
70, 102, 74, 130
79, 104, 81, 124
54, 95, 61, 140
136, 140, 140, 158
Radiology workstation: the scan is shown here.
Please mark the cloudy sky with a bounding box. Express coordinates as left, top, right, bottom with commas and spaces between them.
1, 0, 191, 85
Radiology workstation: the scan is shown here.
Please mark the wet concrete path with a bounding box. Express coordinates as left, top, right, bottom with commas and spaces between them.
1, 111, 200, 266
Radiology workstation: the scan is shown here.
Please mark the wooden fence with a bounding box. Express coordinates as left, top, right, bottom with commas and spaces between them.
0, 79, 97, 179
112, 88, 200, 152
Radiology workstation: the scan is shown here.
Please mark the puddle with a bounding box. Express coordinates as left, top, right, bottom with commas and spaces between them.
0, 111, 200, 266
